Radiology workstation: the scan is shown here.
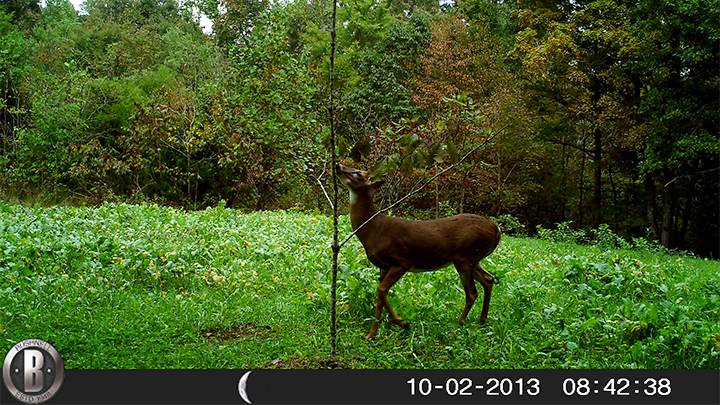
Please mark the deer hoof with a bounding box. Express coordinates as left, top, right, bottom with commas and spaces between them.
365, 323, 379, 340
479, 317, 488, 326
393, 319, 409, 329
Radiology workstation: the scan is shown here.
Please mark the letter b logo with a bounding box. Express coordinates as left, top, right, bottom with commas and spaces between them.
24, 349, 44, 393
2, 339, 64, 404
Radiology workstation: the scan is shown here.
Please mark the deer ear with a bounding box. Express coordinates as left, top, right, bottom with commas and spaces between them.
371, 179, 385, 189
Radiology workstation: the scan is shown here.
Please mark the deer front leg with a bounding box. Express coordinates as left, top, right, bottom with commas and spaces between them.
366, 295, 382, 340
474, 263, 495, 325
366, 266, 408, 340
455, 261, 479, 326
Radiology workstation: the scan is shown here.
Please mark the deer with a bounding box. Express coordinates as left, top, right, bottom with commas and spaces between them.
335, 163, 501, 340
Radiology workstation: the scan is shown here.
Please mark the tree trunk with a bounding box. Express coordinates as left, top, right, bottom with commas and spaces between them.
644, 176, 660, 240
660, 171, 676, 248
560, 143, 567, 221
678, 192, 691, 251
592, 126, 602, 228
578, 146, 586, 228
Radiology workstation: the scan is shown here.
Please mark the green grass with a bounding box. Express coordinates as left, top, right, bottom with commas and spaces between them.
1, 202, 718, 369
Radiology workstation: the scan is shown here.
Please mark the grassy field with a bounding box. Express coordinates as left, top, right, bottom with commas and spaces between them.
1, 202, 718, 369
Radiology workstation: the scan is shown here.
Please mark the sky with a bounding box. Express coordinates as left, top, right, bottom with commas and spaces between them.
69, 0, 83, 13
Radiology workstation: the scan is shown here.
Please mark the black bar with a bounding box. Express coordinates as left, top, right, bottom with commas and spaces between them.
2, 369, 718, 404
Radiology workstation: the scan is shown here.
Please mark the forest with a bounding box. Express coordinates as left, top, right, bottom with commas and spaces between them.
0, 0, 718, 256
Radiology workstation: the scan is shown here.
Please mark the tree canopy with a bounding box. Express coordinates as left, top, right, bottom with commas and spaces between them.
0, 0, 717, 256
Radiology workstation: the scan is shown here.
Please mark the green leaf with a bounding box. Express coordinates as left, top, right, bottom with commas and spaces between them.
432, 143, 449, 164
414, 149, 430, 168
400, 157, 415, 177
631, 341, 643, 360
387, 154, 400, 174
369, 159, 387, 180
446, 142, 459, 163
511, 306, 524, 323
350, 138, 371, 162
399, 133, 420, 155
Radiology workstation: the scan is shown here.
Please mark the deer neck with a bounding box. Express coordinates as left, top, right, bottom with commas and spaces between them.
349, 189, 380, 231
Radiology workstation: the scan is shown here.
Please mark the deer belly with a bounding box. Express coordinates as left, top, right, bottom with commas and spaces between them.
366, 251, 453, 272
408, 262, 453, 273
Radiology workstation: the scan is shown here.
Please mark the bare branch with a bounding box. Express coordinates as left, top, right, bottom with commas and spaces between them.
339, 126, 507, 248
663, 166, 720, 188
546, 138, 593, 155
315, 159, 335, 210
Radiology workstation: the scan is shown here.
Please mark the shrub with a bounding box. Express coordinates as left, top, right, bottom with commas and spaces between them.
492, 214, 527, 236
592, 223, 631, 250
537, 221, 587, 244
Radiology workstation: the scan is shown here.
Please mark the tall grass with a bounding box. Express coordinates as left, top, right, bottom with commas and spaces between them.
1, 202, 718, 368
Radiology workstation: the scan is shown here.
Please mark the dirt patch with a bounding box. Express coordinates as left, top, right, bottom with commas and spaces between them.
201, 323, 273, 341
260, 355, 351, 369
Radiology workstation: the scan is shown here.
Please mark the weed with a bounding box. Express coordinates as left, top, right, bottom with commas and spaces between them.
0, 202, 717, 369
492, 214, 527, 237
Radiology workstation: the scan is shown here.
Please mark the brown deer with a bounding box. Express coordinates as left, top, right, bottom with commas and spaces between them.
335, 163, 501, 339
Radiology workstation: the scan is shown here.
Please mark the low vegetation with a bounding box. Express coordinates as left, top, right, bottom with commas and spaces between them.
1, 202, 718, 368
2, 0, 718, 257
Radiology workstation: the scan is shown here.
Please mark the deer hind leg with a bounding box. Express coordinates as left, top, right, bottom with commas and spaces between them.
473, 263, 495, 325
455, 260, 479, 326
366, 266, 408, 340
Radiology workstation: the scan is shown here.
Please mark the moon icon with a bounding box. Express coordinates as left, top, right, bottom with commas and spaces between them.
238, 371, 252, 404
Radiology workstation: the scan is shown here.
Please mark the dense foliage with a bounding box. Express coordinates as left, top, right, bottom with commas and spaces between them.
1, 203, 717, 368
0, 0, 717, 256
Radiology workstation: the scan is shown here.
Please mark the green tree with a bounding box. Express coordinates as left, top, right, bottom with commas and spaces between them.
219, 4, 324, 209
0, 10, 27, 153
343, 11, 430, 137
512, 0, 618, 229
82, 0, 181, 26
630, 0, 719, 252
512, 0, 718, 254
455, 0, 519, 50
0, 0, 40, 29
213, 0, 269, 52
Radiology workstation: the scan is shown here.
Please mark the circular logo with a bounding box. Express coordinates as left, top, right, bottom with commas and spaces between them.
2, 339, 65, 404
